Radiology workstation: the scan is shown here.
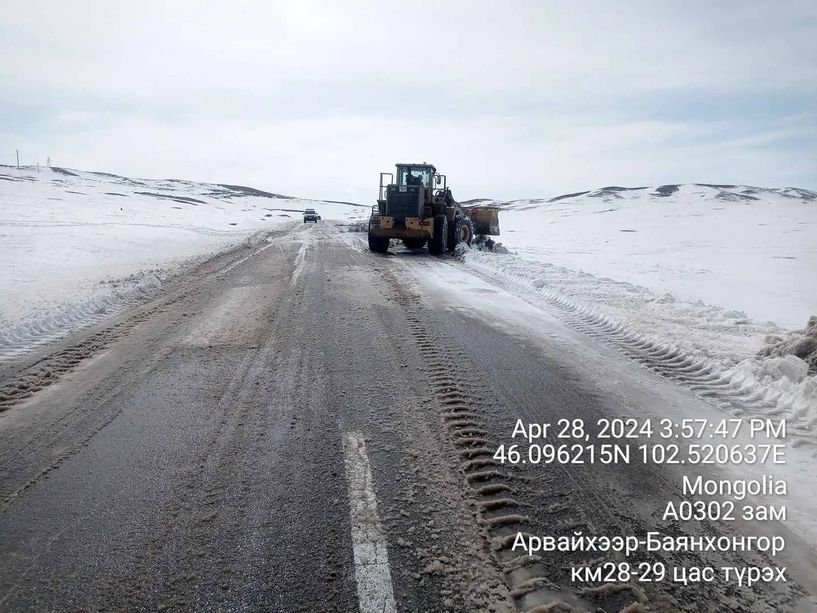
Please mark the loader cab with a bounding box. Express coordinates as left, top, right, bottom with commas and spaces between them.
377, 162, 449, 219
396, 164, 435, 189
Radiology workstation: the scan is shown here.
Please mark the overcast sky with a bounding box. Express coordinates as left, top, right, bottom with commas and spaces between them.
1, 0, 815, 203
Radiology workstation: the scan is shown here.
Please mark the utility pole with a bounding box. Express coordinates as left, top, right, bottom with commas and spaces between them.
16, 149, 20, 169
47, 155, 51, 167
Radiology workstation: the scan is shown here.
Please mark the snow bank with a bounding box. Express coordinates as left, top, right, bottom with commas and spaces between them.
759, 316, 817, 375
0, 165, 368, 359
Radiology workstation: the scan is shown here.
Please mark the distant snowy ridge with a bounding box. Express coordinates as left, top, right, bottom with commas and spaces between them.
463, 183, 817, 209
44, 166, 295, 200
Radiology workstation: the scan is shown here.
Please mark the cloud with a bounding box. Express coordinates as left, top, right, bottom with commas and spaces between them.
1, 0, 815, 201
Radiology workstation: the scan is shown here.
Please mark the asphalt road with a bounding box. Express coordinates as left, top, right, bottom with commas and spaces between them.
0, 221, 814, 612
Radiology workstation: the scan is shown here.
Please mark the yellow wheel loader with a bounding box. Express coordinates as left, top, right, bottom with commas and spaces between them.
367, 162, 500, 255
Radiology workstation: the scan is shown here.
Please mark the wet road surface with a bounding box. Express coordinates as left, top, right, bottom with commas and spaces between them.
1, 222, 814, 612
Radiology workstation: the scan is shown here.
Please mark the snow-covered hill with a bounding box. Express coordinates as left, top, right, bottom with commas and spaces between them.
466, 183, 816, 328
0, 165, 368, 358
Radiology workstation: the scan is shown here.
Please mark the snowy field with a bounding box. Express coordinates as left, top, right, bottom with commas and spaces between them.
470, 184, 816, 328
462, 184, 817, 441
0, 165, 368, 358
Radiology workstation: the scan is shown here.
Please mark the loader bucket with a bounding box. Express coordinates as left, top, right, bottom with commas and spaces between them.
462, 205, 500, 236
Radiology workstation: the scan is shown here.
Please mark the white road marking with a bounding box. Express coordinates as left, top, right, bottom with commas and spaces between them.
216, 240, 275, 275
342, 431, 397, 613
289, 242, 308, 286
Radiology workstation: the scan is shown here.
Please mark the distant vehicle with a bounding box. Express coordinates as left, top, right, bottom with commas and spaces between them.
303, 208, 320, 223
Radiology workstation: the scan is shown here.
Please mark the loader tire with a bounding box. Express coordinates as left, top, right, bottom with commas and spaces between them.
428, 215, 448, 255
448, 214, 475, 251
403, 237, 426, 250
368, 234, 389, 254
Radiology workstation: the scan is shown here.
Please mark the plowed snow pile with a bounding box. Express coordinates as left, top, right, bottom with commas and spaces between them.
0, 165, 367, 358
464, 184, 817, 439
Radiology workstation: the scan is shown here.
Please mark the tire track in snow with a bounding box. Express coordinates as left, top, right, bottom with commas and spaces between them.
0, 232, 290, 410
381, 266, 585, 612
0, 273, 166, 361
0, 305, 166, 413
461, 256, 814, 439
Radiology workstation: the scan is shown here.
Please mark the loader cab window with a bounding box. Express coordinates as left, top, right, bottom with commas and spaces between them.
397, 166, 432, 188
